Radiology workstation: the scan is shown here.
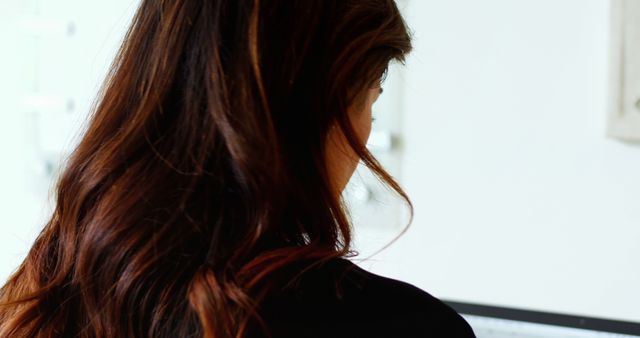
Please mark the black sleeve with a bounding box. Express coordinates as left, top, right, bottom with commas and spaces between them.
255, 258, 477, 338
264, 310, 476, 338
434, 311, 477, 338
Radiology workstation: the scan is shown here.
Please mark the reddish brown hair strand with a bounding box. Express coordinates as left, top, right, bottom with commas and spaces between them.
0, 1, 413, 337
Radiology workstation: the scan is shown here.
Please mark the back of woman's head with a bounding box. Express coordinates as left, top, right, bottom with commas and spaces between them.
0, 0, 412, 337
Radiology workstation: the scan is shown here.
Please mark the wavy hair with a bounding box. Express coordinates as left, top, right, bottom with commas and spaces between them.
0, 0, 412, 337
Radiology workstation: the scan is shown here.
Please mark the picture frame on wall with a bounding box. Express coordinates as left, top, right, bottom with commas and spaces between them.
608, 0, 640, 142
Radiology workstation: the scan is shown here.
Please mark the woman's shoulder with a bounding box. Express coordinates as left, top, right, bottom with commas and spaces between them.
258, 257, 476, 338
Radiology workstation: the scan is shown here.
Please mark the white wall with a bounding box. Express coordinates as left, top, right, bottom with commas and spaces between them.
0, 0, 138, 282
354, 0, 640, 323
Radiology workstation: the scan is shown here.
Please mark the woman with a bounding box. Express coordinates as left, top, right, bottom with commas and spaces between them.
0, 0, 475, 337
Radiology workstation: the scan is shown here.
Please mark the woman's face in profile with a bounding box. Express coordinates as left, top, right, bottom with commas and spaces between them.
325, 85, 383, 194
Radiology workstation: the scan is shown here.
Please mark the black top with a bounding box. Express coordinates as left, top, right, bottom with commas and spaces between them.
254, 257, 477, 338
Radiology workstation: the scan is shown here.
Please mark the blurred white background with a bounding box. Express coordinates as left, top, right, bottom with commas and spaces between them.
355, 0, 640, 323
0, 0, 139, 282
1, 0, 639, 325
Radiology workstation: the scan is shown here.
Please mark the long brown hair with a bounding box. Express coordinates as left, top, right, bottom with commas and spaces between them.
0, 0, 412, 337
